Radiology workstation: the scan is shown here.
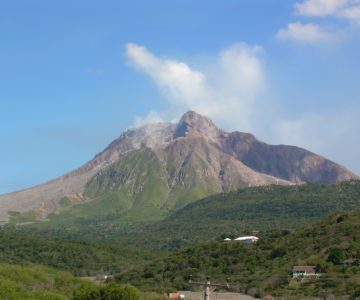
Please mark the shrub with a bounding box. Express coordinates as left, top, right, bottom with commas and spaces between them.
327, 248, 346, 265
73, 283, 141, 300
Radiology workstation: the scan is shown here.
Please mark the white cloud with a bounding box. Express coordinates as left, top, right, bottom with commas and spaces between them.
125, 43, 208, 109
277, 21, 334, 43
295, 0, 360, 22
341, 4, 360, 22
277, 0, 360, 45
124, 43, 360, 176
295, 0, 349, 16
125, 43, 265, 131
217, 44, 264, 97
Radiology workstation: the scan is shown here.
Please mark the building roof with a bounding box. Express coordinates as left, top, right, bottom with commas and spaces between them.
168, 293, 180, 299
342, 258, 355, 264
234, 236, 259, 241
292, 266, 316, 272
224, 238, 232, 241
262, 295, 274, 299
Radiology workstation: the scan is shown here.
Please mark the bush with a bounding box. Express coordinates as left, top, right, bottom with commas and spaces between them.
73, 283, 141, 300
327, 248, 346, 265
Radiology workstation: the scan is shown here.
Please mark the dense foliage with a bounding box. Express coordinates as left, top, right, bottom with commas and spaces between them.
5, 181, 360, 298
15, 181, 360, 252
0, 262, 96, 299
73, 283, 141, 300
116, 208, 360, 299
0, 262, 166, 300
0, 229, 154, 276
131, 180, 360, 250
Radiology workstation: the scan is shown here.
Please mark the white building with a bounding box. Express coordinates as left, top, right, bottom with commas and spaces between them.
292, 266, 317, 278
234, 236, 259, 243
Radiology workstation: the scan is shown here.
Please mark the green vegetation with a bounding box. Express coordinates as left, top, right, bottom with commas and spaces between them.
0, 262, 96, 299
10, 210, 39, 224
73, 283, 141, 300
4, 181, 360, 298
84, 148, 169, 218
13, 142, 238, 234
83, 144, 224, 219
14, 181, 360, 253
0, 229, 155, 276
116, 208, 360, 299
0, 262, 166, 300
59, 197, 72, 207
116, 180, 360, 250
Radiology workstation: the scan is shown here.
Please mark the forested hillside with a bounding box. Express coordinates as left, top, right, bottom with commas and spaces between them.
14, 181, 360, 252
116, 180, 360, 250
0, 229, 154, 276
116, 208, 360, 299
0, 261, 164, 300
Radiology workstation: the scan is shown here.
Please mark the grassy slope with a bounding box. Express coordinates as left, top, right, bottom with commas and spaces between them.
15, 144, 224, 237
85, 148, 168, 212
116, 208, 360, 299
27, 146, 218, 227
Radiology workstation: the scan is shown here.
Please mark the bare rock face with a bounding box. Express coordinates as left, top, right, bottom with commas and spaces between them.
219, 131, 357, 184
173, 110, 222, 140
0, 110, 358, 223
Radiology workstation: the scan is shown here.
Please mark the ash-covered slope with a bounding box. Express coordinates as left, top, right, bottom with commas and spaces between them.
176, 111, 357, 184
0, 111, 357, 223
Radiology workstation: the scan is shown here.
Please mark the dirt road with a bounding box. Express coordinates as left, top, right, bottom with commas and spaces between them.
178, 291, 258, 300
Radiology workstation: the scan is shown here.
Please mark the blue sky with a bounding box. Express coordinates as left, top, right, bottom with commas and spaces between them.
1, 0, 360, 194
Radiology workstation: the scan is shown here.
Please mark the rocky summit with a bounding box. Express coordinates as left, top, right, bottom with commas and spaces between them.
0, 111, 358, 223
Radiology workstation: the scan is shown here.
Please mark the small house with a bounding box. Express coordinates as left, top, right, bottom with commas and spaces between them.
262, 295, 274, 300
224, 238, 232, 241
234, 236, 259, 243
342, 258, 355, 266
292, 266, 316, 278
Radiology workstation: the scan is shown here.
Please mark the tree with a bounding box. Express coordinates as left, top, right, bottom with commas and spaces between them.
73, 283, 141, 300
327, 248, 346, 265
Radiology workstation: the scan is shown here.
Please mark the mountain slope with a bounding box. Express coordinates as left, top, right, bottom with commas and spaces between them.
17, 181, 360, 253
221, 131, 354, 184
0, 111, 357, 223
84, 138, 292, 217
0, 122, 175, 223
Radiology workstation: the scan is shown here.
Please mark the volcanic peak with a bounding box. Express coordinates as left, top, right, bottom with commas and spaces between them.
173, 110, 222, 141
